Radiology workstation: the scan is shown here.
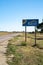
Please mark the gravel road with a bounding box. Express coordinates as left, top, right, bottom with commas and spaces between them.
0, 33, 19, 65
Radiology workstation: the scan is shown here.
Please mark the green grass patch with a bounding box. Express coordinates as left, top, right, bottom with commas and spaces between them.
6, 42, 24, 65
20, 41, 27, 46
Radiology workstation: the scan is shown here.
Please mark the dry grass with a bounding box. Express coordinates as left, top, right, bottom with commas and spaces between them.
0, 32, 10, 36
6, 33, 43, 65
0, 31, 17, 36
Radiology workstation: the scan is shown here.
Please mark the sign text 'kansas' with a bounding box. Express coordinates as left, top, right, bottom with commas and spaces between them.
22, 19, 39, 26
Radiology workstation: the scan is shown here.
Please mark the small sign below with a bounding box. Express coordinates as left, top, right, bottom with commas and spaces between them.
22, 19, 39, 26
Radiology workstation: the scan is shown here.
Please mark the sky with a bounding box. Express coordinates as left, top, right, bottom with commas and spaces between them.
0, 0, 43, 32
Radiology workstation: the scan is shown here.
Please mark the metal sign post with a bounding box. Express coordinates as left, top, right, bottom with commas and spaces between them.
35, 26, 36, 46
25, 26, 27, 42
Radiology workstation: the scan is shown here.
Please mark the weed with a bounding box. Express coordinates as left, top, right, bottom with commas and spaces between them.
21, 41, 27, 46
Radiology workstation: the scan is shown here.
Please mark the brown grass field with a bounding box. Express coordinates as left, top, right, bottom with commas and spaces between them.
0, 32, 11, 36
6, 32, 43, 65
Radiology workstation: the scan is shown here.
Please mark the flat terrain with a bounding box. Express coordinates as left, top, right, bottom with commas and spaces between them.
0, 32, 43, 65
6, 33, 43, 65
0, 33, 20, 65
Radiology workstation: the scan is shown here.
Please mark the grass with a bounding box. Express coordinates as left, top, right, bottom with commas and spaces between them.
6, 42, 24, 65
0, 32, 16, 36
6, 33, 43, 65
0, 32, 9, 36
20, 41, 27, 46
0, 31, 18, 36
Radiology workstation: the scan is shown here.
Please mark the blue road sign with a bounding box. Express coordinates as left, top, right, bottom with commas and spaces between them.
22, 19, 39, 26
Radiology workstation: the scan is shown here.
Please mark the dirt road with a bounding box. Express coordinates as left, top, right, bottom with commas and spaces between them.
0, 33, 19, 65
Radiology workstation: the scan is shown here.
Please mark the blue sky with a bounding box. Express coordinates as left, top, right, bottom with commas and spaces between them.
0, 0, 43, 32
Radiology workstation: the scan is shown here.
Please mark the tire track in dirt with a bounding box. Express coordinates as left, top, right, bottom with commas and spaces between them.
0, 33, 20, 65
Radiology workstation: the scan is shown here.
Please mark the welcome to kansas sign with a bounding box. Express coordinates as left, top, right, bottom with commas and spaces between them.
22, 19, 39, 26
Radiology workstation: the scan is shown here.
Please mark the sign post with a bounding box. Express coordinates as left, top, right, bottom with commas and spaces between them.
22, 19, 39, 46
25, 26, 27, 42
35, 26, 36, 46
